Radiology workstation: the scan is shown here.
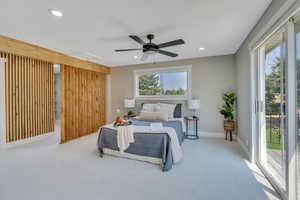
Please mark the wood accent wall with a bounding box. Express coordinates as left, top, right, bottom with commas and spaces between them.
0, 52, 54, 143
0, 35, 110, 74
61, 65, 106, 143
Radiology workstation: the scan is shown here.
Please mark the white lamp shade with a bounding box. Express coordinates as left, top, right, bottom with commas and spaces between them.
124, 99, 135, 108
188, 99, 200, 110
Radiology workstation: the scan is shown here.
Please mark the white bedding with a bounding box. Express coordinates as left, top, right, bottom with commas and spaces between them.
168, 118, 186, 132
135, 116, 186, 132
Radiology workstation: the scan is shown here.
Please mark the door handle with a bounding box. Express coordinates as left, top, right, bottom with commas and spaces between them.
254, 100, 264, 113
260, 101, 264, 113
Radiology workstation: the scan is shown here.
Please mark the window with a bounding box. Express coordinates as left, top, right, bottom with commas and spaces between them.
134, 66, 191, 99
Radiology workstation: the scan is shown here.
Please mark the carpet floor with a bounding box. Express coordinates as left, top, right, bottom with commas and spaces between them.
0, 133, 281, 200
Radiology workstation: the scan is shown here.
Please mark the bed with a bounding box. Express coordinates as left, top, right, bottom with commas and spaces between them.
97, 104, 185, 171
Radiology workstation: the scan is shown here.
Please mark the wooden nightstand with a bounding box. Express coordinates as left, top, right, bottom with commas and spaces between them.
184, 116, 199, 140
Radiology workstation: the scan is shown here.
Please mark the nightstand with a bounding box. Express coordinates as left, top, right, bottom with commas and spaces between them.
184, 116, 199, 140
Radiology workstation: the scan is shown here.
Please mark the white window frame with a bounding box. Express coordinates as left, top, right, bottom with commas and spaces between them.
133, 66, 192, 100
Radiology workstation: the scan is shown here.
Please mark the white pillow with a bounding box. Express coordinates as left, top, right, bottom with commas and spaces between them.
155, 103, 176, 118
155, 112, 169, 121
141, 104, 155, 112
139, 112, 168, 121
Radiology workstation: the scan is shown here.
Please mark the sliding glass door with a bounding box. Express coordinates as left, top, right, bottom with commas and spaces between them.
257, 31, 287, 191
255, 13, 300, 199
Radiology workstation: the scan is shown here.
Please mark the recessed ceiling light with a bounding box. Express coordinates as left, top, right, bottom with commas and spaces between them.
134, 55, 138, 59
199, 47, 205, 51
48, 9, 63, 17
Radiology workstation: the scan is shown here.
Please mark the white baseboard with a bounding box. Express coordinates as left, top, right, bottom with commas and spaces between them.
237, 136, 251, 160
188, 130, 224, 138
0, 131, 59, 150
198, 131, 224, 138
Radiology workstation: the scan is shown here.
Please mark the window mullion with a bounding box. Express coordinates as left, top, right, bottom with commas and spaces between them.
160, 72, 163, 96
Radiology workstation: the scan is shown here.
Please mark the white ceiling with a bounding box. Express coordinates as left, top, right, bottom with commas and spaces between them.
0, 0, 271, 67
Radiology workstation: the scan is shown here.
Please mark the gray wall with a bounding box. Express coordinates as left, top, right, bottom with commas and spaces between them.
109, 55, 236, 134
55, 74, 61, 120
235, 0, 290, 149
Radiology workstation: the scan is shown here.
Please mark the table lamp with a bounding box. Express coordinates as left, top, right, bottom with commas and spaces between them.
188, 99, 200, 118
124, 99, 135, 116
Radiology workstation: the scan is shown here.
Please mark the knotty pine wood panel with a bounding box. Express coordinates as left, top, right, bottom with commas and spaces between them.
61, 65, 106, 143
0, 52, 55, 143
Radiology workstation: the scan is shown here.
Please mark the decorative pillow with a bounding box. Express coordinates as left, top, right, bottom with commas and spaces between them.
155, 112, 169, 121
141, 104, 155, 112
155, 103, 176, 119
139, 112, 168, 121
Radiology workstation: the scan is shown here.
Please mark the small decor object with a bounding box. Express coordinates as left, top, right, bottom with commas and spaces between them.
124, 99, 136, 118
114, 109, 122, 125
219, 93, 237, 141
184, 116, 199, 140
188, 99, 200, 118
114, 109, 133, 127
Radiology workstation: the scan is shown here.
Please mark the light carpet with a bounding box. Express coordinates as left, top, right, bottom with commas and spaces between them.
0, 133, 281, 200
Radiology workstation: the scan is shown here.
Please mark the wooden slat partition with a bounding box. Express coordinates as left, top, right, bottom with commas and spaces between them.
61, 65, 106, 143
0, 34, 110, 74
0, 52, 54, 143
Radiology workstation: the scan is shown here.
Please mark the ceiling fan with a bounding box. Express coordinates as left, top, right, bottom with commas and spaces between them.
115, 34, 185, 61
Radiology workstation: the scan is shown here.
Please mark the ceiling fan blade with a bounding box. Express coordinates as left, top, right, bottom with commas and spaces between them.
158, 39, 185, 48
158, 50, 178, 57
129, 35, 146, 45
141, 53, 149, 61
115, 48, 142, 52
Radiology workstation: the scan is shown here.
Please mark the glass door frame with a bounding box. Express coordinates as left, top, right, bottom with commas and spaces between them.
256, 27, 288, 196
250, 13, 298, 200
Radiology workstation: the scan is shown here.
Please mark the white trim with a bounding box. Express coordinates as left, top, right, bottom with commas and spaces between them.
0, 58, 6, 147
286, 18, 297, 200
249, 50, 256, 163
135, 96, 189, 101
197, 131, 224, 138
133, 65, 192, 74
133, 65, 192, 100
258, 45, 268, 164
237, 136, 251, 161
251, 7, 300, 50
248, 0, 297, 50
186, 130, 225, 138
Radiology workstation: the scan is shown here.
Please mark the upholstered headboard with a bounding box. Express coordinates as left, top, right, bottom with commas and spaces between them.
140, 103, 182, 118
173, 104, 182, 118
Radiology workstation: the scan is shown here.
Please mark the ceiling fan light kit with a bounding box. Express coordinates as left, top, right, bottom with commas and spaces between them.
115, 34, 185, 61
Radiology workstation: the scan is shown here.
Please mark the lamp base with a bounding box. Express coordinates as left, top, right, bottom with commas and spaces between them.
193, 110, 197, 119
